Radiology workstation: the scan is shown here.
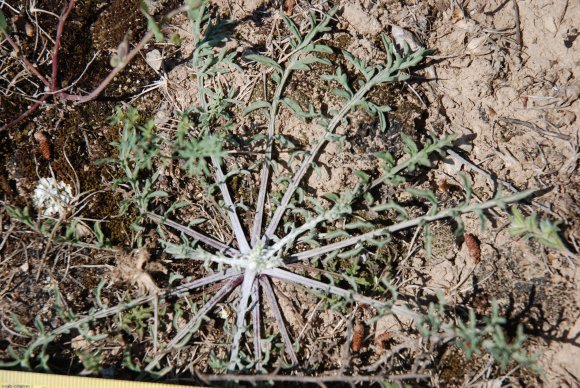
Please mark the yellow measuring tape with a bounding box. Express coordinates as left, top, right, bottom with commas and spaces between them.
0, 370, 200, 388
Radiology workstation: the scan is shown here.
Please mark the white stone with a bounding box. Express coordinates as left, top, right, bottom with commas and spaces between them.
145, 49, 163, 71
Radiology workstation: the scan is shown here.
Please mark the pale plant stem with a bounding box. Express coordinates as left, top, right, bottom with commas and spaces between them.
146, 211, 239, 257
170, 247, 244, 268
263, 78, 380, 241
263, 268, 422, 322
288, 189, 536, 262
261, 276, 299, 365
250, 10, 335, 246
195, 48, 250, 253
251, 279, 262, 371
228, 269, 257, 371
250, 69, 291, 246
213, 162, 251, 253
146, 275, 243, 371
25, 268, 240, 354
265, 214, 326, 260
164, 268, 240, 298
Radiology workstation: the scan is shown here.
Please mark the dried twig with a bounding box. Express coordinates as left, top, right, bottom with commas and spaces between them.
511, 0, 522, 67
195, 371, 429, 384
498, 116, 572, 141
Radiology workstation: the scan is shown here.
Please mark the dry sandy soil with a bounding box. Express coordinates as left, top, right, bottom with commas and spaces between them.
0, 0, 579, 386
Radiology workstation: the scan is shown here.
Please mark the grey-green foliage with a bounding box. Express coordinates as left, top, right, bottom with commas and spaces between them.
104, 104, 227, 243
2, 0, 555, 379
509, 206, 568, 252
459, 303, 540, 373
0, 9, 8, 37
0, 287, 107, 371
103, 107, 167, 242
420, 300, 540, 373
5, 202, 109, 248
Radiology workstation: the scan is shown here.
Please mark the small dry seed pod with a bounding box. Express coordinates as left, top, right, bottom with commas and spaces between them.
464, 233, 481, 264
373, 331, 393, 349
437, 178, 450, 193
521, 95, 528, 108
466, 35, 491, 55
283, 0, 296, 14
33, 131, 51, 160
25, 23, 35, 37
351, 321, 365, 353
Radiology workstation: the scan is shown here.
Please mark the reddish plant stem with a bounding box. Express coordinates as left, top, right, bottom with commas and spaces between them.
1, 3, 191, 130
0, 95, 50, 132
59, 4, 189, 103
58, 30, 155, 103
3, 34, 50, 87
50, 0, 77, 92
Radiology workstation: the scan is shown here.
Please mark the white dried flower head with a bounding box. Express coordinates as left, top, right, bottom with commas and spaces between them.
32, 177, 74, 217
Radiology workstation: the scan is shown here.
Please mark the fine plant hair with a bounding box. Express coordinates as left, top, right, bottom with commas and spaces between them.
2, 1, 560, 381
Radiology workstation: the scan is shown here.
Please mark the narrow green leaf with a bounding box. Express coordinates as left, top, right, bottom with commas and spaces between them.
424, 224, 433, 258
281, 97, 305, 115
291, 62, 311, 71
323, 229, 350, 239
458, 173, 473, 204
282, 14, 302, 43
354, 170, 370, 184
401, 133, 419, 154
276, 134, 297, 149
377, 104, 392, 113
305, 44, 333, 54
377, 110, 387, 132
406, 188, 438, 206
300, 235, 321, 248
454, 217, 465, 237
140, 2, 164, 42
364, 191, 374, 206
345, 221, 374, 230
371, 200, 409, 219
167, 201, 190, 215
323, 193, 340, 203
147, 190, 168, 199
242, 101, 271, 116
297, 56, 332, 67
0, 9, 8, 34
332, 88, 352, 100
338, 246, 363, 259
374, 151, 395, 165
94, 222, 105, 244
247, 54, 283, 73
